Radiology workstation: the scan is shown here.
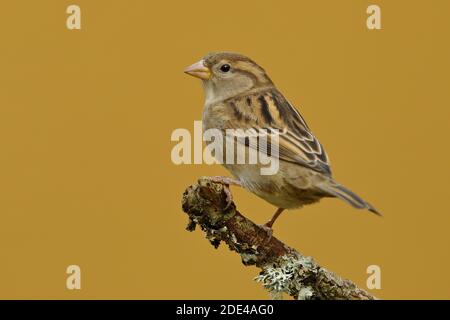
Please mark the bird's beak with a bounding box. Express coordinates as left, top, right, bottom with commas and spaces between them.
184, 60, 211, 80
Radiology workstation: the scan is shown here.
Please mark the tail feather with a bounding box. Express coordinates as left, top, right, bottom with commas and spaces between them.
319, 183, 381, 216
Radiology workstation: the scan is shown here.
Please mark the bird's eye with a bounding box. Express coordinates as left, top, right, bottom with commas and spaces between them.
220, 64, 231, 73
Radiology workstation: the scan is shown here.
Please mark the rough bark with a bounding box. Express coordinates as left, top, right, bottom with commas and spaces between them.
181, 177, 376, 300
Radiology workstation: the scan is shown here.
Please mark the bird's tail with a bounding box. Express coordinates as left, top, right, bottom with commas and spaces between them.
318, 182, 381, 216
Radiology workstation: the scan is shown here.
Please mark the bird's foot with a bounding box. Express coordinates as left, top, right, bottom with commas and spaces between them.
209, 176, 242, 187
257, 208, 285, 240
258, 223, 274, 240
207, 176, 242, 210
208, 176, 242, 210
222, 186, 234, 210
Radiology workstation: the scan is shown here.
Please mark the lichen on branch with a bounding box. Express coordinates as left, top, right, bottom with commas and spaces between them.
182, 177, 376, 300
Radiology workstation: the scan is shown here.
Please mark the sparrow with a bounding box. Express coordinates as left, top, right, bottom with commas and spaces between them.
184, 52, 379, 228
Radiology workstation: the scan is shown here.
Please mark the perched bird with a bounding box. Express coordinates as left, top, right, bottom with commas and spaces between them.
184, 52, 379, 228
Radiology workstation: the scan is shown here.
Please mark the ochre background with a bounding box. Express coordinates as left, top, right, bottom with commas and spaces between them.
0, 0, 449, 299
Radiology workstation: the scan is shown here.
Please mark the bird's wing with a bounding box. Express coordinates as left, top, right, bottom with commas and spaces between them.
224, 89, 332, 176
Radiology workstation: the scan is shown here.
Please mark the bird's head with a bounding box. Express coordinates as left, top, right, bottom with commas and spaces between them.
184, 52, 273, 103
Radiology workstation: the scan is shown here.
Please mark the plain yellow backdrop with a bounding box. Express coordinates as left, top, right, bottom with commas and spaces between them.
0, 0, 449, 299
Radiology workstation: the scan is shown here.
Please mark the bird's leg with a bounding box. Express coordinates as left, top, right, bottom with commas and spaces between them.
264, 208, 285, 229
258, 208, 285, 240
208, 176, 242, 209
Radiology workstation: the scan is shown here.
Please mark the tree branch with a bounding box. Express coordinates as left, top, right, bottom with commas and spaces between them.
181, 177, 376, 300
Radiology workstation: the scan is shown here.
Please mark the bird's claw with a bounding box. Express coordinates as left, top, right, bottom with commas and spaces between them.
258, 223, 274, 241
207, 176, 241, 210
222, 186, 233, 210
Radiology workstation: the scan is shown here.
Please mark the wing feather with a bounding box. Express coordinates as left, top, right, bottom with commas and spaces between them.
224, 89, 332, 176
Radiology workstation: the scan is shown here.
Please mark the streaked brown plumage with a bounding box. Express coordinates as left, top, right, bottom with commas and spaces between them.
185, 52, 379, 228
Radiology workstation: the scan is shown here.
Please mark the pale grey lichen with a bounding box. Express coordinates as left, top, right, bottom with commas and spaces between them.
241, 253, 259, 265
255, 253, 318, 300
269, 291, 284, 300
297, 286, 314, 300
